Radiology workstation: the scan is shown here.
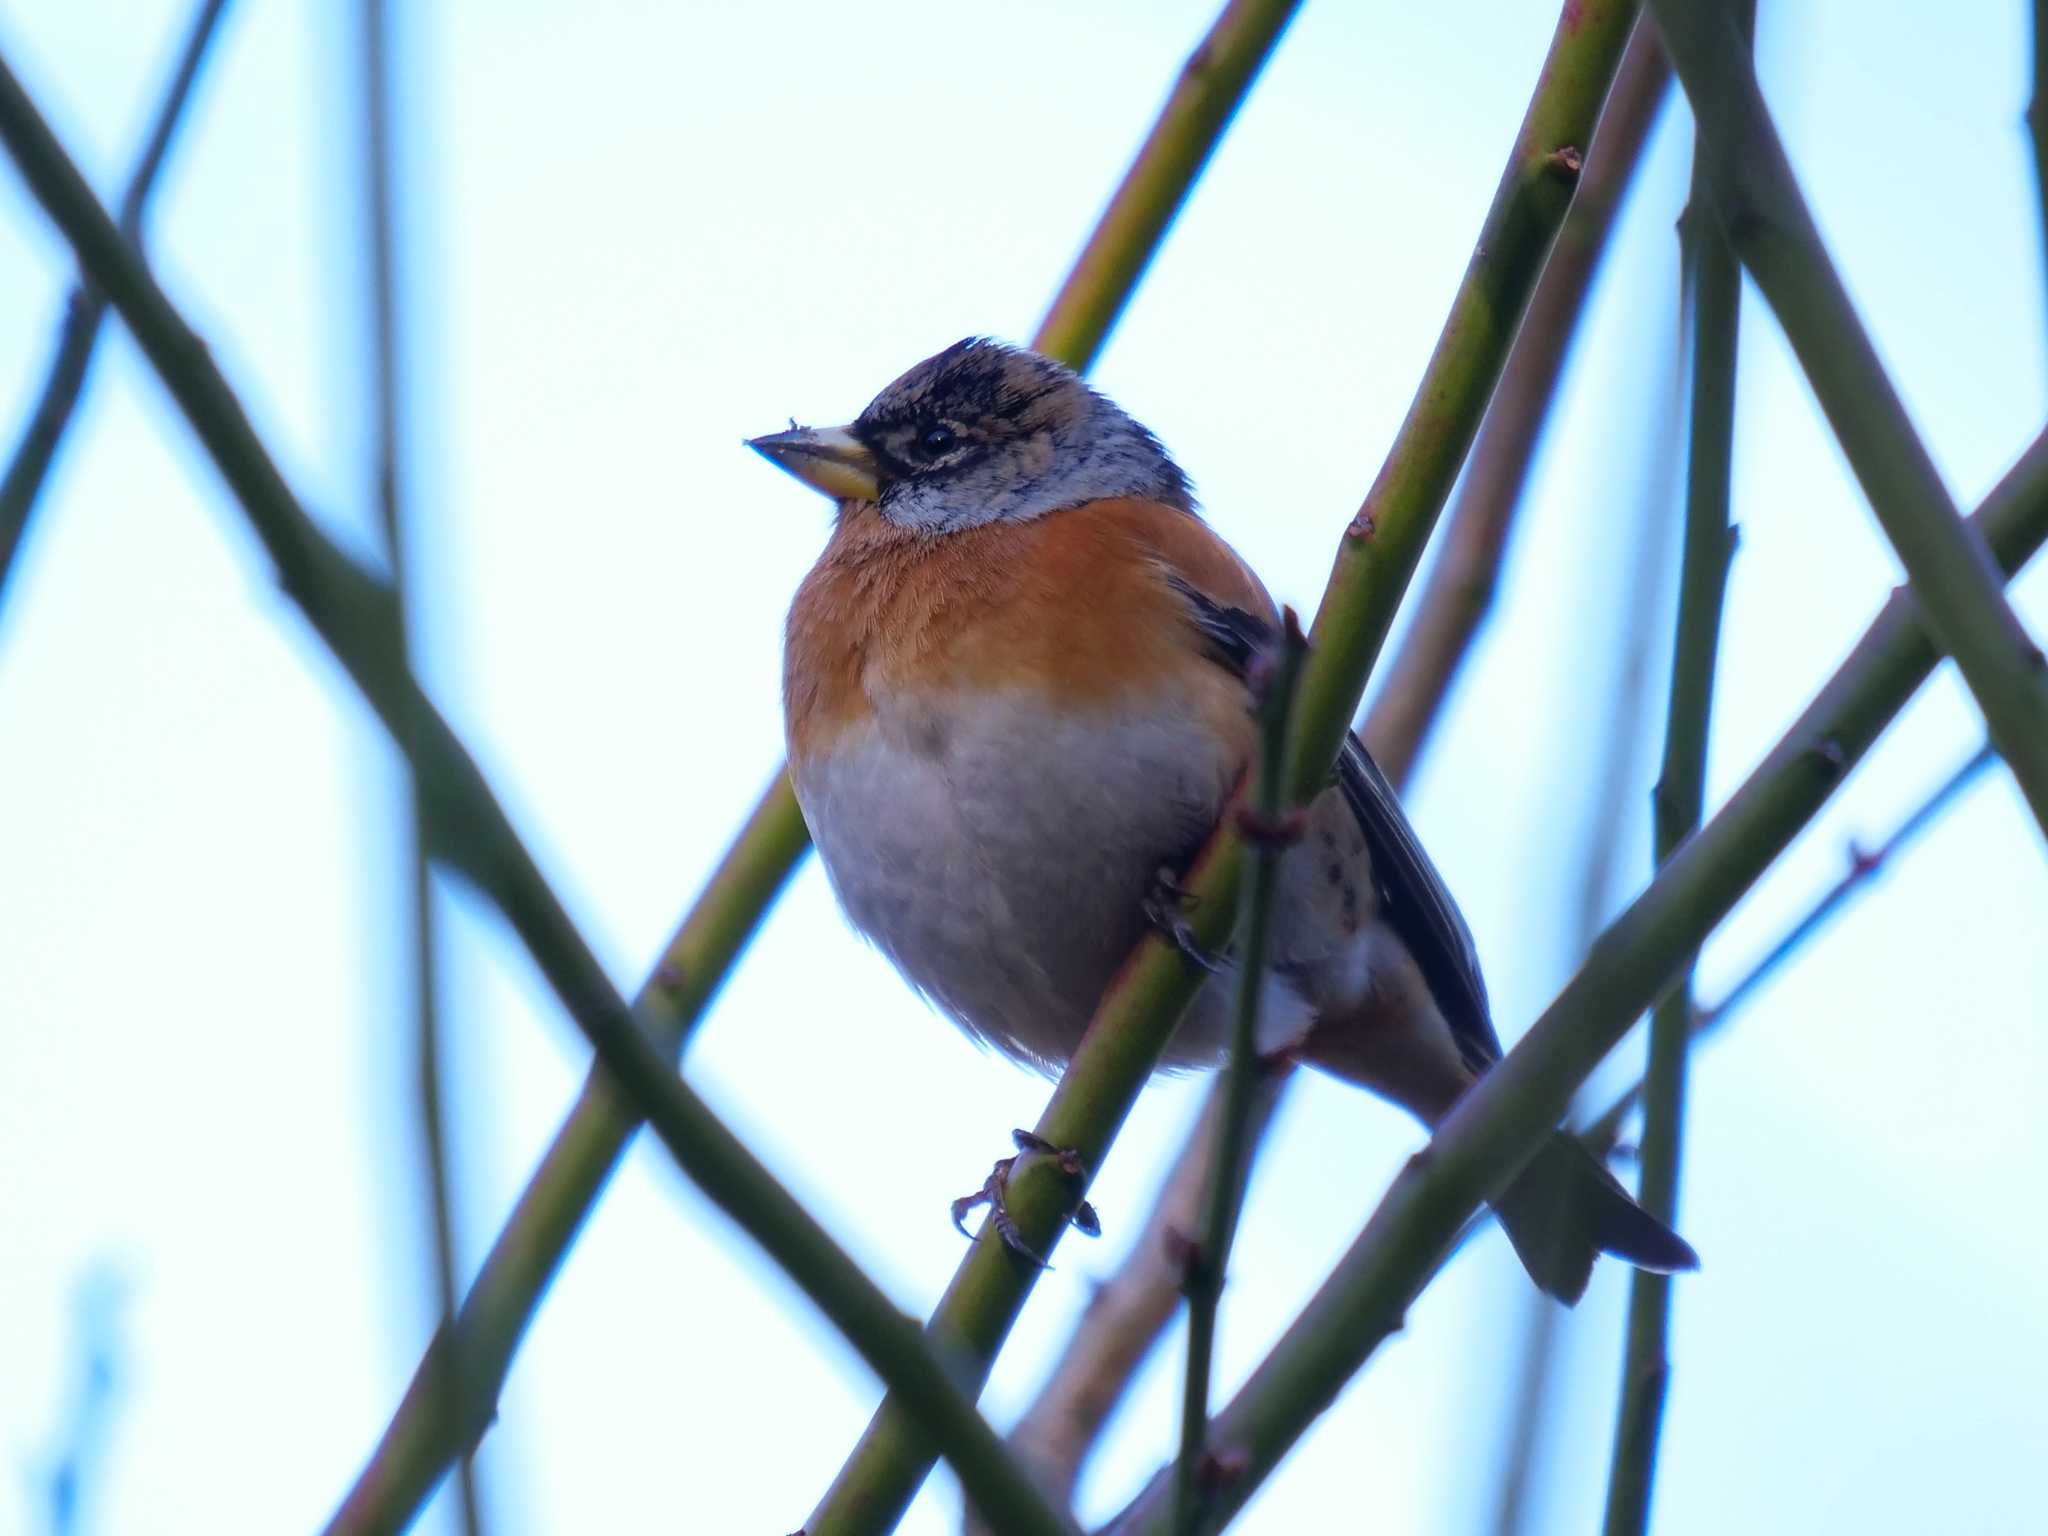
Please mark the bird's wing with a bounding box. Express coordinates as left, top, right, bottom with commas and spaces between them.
1331, 734, 1501, 1070
1148, 525, 1502, 1074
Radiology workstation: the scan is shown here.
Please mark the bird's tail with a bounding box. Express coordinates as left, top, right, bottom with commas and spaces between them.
1492, 1133, 1699, 1306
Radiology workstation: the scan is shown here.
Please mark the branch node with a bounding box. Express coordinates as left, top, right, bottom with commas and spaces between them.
1544, 143, 1584, 179
1196, 1445, 1250, 1493
1234, 805, 1307, 847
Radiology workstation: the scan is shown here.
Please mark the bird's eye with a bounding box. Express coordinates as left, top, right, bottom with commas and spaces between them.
918, 424, 957, 456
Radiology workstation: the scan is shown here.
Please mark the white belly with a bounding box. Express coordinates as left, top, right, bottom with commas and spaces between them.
790, 692, 1236, 1070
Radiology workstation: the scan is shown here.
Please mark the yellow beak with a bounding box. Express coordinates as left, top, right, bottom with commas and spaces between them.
747, 423, 881, 502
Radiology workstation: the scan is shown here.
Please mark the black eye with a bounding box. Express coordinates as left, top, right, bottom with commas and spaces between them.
918, 424, 957, 456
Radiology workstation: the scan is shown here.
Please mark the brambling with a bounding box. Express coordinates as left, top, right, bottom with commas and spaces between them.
752, 338, 1696, 1303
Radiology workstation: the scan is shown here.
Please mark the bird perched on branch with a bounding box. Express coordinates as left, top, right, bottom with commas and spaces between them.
752, 337, 1695, 1303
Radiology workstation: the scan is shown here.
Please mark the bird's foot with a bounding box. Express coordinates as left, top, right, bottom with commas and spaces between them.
950, 1129, 1100, 1267
1143, 865, 1221, 973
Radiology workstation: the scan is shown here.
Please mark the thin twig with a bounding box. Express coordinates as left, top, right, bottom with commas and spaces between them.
1364, 22, 1672, 792
356, 2, 482, 1533
1601, 13, 1746, 1517
0, 0, 231, 616
0, 55, 1080, 1536
2030, 1, 2048, 364
810, 6, 1647, 1532
1106, 427, 2048, 1536
1651, 0, 2048, 839
1172, 615, 1306, 1536
1567, 286, 1689, 947
1581, 742, 2000, 1153
324, 1, 1306, 1524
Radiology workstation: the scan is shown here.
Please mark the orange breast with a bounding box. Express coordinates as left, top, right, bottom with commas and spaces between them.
783, 497, 1274, 757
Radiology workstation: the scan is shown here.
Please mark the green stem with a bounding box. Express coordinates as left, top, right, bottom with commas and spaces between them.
1601, 20, 1746, 1518
1650, 0, 2048, 842
1290, 1, 1645, 795
1581, 742, 1999, 1155
1033, 0, 1302, 372
1172, 616, 1306, 1536
1108, 427, 2048, 1536
0, 53, 1080, 1536
1363, 20, 1672, 791
0, 0, 231, 616
809, 6, 1645, 1532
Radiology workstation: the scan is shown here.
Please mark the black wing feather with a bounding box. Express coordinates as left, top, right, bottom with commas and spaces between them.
1333, 734, 1501, 1072
1168, 575, 1502, 1073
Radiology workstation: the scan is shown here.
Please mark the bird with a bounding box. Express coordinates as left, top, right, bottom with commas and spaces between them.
750, 336, 1696, 1304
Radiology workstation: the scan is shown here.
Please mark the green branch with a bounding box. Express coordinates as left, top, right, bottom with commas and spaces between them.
1108, 426, 2048, 1536
1581, 741, 1999, 1154
1173, 615, 1306, 1536
0, 52, 1081, 1536
1363, 20, 1672, 791
808, 5, 1646, 1531
1034, 0, 1301, 370
1601, 15, 1746, 1517
1650, 0, 2048, 841
0, 0, 231, 616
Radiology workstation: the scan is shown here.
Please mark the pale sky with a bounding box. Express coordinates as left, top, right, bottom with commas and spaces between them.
1, 3, 2043, 1534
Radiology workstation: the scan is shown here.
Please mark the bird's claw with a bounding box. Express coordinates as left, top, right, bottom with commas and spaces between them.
950, 1129, 1101, 1267
1143, 866, 1221, 973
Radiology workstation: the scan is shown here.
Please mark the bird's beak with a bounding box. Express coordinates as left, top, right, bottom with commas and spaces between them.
747, 423, 881, 502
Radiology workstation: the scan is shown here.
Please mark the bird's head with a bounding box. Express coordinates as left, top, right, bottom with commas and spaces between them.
749, 337, 1192, 531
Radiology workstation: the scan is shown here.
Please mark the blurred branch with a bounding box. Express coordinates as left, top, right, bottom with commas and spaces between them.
1601, 17, 1745, 1519
1581, 741, 1999, 1154
1035, 0, 1301, 370
1482, 1293, 1563, 1536
989, 37, 1672, 1519
355, 1, 483, 1533
329, 769, 807, 1534
1106, 425, 2048, 1536
812, 5, 1648, 1532
0, 0, 231, 619
1650, 0, 2048, 840
323, 0, 1305, 1524
41, 1267, 130, 1536
1172, 615, 1306, 1536
1364, 23, 1672, 791
2030, 2, 2048, 349
1567, 287, 1687, 946
0, 55, 1083, 1536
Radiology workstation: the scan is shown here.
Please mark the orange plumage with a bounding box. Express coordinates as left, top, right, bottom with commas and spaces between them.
785, 495, 1272, 759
